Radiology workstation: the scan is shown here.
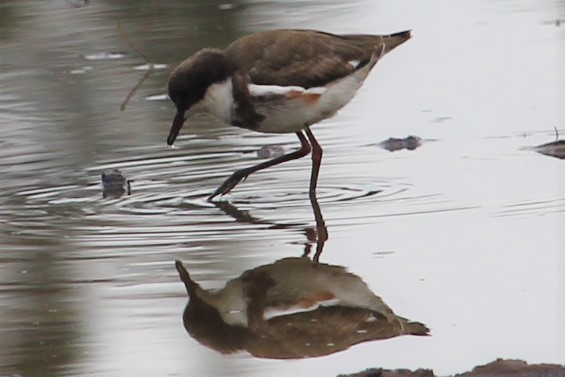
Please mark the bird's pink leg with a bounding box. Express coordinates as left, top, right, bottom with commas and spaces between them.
208, 131, 311, 201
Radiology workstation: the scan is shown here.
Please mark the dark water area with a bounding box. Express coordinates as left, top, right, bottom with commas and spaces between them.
0, 1, 564, 376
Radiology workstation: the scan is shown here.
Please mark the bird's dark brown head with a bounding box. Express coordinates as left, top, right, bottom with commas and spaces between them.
167, 48, 235, 146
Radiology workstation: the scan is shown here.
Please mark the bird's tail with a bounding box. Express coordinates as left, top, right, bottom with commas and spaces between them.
404, 319, 430, 336
363, 30, 411, 70
382, 30, 412, 53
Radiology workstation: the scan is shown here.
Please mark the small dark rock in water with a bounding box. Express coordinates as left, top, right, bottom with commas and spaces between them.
456, 359, 565, 377
257, 144, 285, 158
337, 359, 565, 377
101, 169, 131, 198
533, 140, 565, 159
379, 136, 422, 152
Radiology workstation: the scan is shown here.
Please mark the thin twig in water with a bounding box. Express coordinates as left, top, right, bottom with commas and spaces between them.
117, 22, 155, 111
118, 22, 153, 64
554, 126, 559, 141
121, 70, 153, 111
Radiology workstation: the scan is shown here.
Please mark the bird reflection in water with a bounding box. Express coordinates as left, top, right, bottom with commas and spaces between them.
175, 194, 428, 359
175, 257, 428, 359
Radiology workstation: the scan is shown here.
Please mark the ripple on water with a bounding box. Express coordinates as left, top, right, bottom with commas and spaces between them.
3, 140, 479, 255
85, 148, 405, 212
494, 198, 565, 218
196, 180, 403, 211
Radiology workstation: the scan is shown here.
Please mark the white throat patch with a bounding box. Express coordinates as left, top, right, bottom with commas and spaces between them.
199, 78, 234, 124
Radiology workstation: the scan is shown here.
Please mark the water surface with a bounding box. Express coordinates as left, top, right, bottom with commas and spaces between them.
0, 1, 563, 376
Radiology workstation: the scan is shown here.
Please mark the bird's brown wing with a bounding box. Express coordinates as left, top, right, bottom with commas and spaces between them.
224, 29, 410, 89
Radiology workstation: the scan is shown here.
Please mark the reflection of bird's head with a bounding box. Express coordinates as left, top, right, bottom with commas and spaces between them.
182, 294, 249, 354
175, 260, 249, 354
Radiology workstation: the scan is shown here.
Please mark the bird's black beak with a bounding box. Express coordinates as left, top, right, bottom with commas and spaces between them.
167, 111, 186, 146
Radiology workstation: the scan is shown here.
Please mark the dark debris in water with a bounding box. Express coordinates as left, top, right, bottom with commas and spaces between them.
542, 18, 565, 27
101, 169, 132, 198
431, 116, 452, 123
533, 140, 565, 160
379, 136, 422, 152
338, 359, 565, 377
117, 23, 164, 111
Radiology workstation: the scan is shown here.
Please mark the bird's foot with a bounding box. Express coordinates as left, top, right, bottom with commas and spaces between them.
207, 171, 248, 201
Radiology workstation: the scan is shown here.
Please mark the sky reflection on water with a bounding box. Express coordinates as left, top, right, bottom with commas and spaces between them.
0, 1, 563, 376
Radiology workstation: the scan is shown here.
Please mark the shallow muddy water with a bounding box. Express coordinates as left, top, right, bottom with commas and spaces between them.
0, 1, 563, 376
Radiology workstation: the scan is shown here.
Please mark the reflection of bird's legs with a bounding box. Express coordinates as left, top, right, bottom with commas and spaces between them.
310, 192, 327, 263
303, 127, 327, 263
300, 193, 327, 261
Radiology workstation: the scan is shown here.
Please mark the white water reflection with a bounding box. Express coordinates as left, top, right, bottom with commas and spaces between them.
0, 1, 563, 377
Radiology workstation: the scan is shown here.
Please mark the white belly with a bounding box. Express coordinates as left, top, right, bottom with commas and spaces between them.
199, 64, 372, 134
250, 66, 372, 134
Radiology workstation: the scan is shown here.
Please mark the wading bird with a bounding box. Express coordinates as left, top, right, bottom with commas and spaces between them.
166, 29, 411, 200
